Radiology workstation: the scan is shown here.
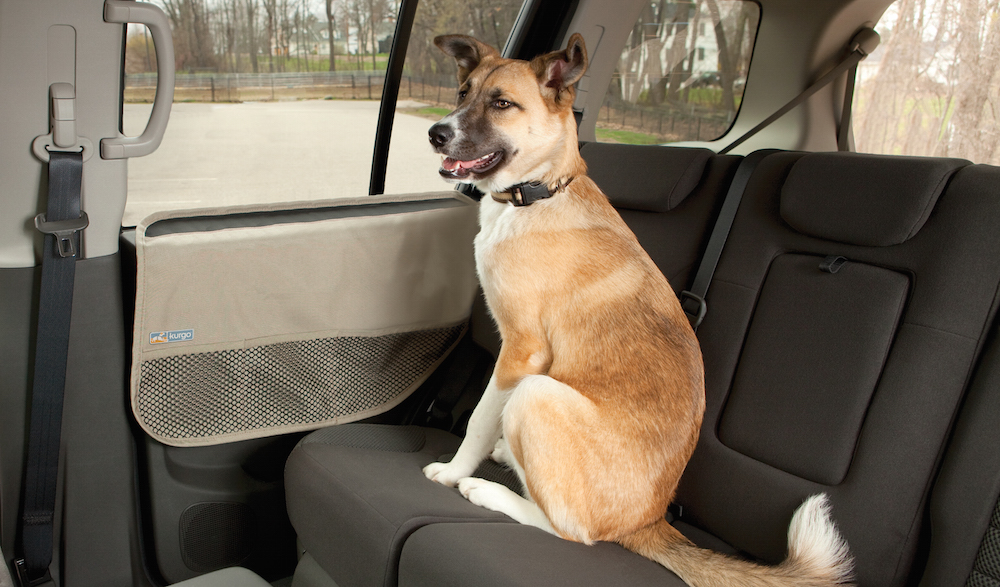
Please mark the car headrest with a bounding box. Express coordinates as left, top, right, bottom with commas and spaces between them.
581, 143, 713, 212
780, 152, 970, 247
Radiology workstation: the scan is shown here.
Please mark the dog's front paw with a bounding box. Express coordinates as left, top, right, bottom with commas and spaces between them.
457, 477, 511, 512
423, 461, 472, 487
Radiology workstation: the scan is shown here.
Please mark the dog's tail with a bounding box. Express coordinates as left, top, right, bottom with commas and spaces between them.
617, 494, 854, 587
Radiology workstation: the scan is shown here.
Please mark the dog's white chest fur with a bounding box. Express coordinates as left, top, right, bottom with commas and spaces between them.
474, 197, 521, 285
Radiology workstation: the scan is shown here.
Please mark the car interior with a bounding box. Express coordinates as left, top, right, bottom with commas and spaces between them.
2, 0, 1000, 586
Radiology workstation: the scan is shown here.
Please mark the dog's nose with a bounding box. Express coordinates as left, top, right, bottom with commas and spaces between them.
428, 123, 454, 148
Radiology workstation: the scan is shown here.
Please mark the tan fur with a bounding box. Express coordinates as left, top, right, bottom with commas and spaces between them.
423, 33, 854, 587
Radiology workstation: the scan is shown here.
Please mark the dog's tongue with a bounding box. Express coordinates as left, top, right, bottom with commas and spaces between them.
442, 153, 496, 172
442, 157, 478, 171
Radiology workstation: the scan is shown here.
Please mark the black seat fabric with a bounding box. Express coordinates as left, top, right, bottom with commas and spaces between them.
284, 145, 738, 587
673, 152, 1000, 586
920, 317, 1000, 587
285, 150, 1000, 587
397, 523, 687, 587
285, 424, 513, 587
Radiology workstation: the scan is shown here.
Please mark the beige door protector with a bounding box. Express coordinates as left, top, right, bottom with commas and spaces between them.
131, 192, 478, 446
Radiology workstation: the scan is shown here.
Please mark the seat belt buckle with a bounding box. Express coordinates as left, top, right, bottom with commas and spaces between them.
34, 211, 89, 258
679, 290, 707, 329
14, 558, 52, 587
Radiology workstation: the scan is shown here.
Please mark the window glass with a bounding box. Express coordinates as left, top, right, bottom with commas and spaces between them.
853, 0, 1000, 165
122, 0, 521, 226
381, 0, 523, 195
596, 0, 759, 145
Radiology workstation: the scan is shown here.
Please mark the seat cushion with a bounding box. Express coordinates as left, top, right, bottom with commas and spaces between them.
397, 523, 688, 587
285, 424, 517, 587
287, 423, 748, 587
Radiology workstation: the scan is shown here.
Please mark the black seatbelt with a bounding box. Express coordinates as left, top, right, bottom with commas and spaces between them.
720, 27, 879, 155
680, 149, 776, 330
15, 150, 88, 587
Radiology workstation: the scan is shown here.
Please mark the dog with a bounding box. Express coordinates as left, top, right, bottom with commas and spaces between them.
422, 33, 854, 587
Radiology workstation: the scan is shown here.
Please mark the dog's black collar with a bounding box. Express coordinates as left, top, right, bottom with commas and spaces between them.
492, 178, 573, 207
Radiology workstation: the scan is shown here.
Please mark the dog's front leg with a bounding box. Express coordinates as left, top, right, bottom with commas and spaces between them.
423, 372, 506, 487
424, 335, 550, 487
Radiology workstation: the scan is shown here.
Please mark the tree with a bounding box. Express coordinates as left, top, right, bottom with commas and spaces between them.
262, 0, 278, 71
326, 0, 338, 71
950, 0, 1000, 161
854, 0, 1000, 164
666, 1, 694, 103
162, 0, 218, 71
246, 0, 260, 73
705, 0, 734, 109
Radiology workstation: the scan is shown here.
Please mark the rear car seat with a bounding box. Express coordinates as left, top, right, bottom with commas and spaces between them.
283, 144, 738, 587
672, 151, 1000, 586
391, 152, 1000, 587
285, 149, 1000, 586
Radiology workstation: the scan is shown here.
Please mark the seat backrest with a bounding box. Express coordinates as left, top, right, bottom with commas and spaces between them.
673, 151, 1000, 586
580, 142, 741, 293
921, 314, 1000, 587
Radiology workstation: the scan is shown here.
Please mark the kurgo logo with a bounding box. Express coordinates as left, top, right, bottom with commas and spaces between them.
149, 329, 194, 344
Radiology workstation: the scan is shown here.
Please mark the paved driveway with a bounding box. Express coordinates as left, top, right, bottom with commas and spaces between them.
123, 100, 451, 226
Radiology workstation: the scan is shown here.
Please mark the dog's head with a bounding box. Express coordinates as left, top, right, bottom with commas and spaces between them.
428, 34, 588, 193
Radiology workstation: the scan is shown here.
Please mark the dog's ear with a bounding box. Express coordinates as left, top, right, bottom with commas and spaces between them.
531, 33, 588, 103
435, 35, 499, 83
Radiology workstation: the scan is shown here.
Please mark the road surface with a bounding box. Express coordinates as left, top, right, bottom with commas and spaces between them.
123, 100, 451, 226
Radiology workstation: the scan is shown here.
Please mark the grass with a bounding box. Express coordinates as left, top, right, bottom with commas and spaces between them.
595, 127, 662, 145
403, 106, 454, 120
417, 106, 452, 116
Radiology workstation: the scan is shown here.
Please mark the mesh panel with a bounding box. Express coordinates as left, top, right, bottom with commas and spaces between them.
969, 494, 1000, 586
136, 326, 463, 442
969, 571, 1000, 587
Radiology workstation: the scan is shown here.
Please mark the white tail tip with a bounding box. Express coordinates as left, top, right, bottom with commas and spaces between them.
786, 493, 855, 584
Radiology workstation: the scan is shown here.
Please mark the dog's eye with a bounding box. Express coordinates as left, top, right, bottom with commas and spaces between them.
458, 90, 468, 102
494, 99, 512, 109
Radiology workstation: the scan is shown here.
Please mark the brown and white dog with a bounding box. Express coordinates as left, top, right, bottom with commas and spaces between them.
422, 33, 854, 587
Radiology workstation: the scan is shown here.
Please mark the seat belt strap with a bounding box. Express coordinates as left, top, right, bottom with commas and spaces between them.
837, 62, 858, 151
15, 150, 87, 587
720, 28, 879, 156
680, 149, 776, 330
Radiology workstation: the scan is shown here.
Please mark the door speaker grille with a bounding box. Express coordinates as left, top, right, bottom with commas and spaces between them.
179, 502, 255, 572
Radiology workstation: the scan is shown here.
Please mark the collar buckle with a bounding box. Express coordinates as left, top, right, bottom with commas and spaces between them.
492, 178, 572, 207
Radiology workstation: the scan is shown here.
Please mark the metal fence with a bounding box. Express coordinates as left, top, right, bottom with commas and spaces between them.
124, 71, 733, 143
598, 98, 735, 143
124, 71, 457, 103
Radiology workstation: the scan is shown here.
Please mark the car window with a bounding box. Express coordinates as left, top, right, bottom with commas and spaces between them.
382, 0, 524, 195
595, 0, 759, 145
121, 0, 523, 227
853, 0, 1000, 165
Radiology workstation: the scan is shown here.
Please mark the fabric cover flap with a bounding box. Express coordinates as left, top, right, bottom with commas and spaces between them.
581, 143, 712, 212
131, 192, 479, 446
780, 152, 969, 246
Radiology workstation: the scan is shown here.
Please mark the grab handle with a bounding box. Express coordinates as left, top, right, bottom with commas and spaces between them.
101, 0, 175, 159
